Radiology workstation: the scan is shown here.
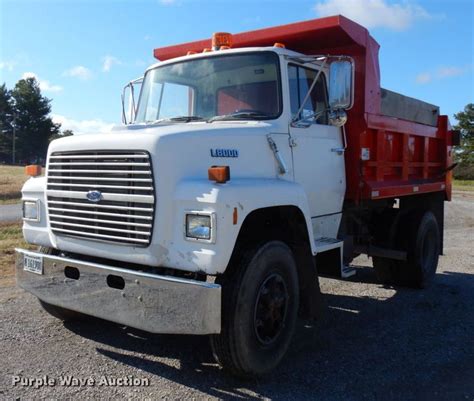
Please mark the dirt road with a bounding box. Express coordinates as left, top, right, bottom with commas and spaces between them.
1, 192, 473, 400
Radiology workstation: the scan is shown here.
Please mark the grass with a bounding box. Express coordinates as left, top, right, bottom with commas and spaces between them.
453, 179, 474, 191
0, 165, 28, 204
0, 221, 35, 287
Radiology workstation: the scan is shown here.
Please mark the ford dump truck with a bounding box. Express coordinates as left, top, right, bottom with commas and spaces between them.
16, 16, 457, 377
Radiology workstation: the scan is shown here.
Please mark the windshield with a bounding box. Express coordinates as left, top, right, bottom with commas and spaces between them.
135, 52, 281, 123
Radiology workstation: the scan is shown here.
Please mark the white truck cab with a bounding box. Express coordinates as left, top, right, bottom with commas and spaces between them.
21, 45, 351, 274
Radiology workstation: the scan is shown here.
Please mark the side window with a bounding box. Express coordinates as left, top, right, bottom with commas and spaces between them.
288, 64, 329, 125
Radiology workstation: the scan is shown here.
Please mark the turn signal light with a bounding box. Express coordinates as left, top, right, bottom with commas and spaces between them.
212, 32, 233, 49
208, 166, 230, 184
25, 165, 42, 177
273, 42, 286, 48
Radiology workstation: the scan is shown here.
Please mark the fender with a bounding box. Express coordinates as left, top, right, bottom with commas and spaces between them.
169, 177, 316, 275
21, 176, 53, 248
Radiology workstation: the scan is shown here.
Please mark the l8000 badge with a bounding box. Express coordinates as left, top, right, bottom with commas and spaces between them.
210, 149, 239, 158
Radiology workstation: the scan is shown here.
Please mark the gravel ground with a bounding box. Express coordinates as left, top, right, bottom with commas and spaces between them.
1, 192, 473, 400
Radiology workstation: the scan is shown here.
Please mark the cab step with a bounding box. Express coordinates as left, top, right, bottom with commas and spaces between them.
314, 237, 343, 253
314, 237, 356, 278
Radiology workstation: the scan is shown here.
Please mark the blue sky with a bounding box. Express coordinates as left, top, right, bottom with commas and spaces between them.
1, 0, 473, 134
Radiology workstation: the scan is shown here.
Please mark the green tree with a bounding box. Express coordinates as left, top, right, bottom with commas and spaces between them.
453, 103, 474, 163
10, 77, 60, 163
49, 128, 74, 142
0, 84, 13, 162
453, 103, 474, 180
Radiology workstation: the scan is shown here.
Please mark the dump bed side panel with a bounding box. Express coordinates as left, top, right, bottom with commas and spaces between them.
357, 114, 453, 202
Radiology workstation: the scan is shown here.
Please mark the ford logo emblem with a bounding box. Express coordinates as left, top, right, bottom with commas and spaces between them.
86, 190, 102, 203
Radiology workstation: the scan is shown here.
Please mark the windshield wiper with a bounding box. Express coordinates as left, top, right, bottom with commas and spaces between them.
169, 116, 206, 122
149, 116, 206, 124
208, 111, 271, 123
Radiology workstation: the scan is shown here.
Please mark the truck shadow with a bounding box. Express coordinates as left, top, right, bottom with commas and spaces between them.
65, 266, 474, 401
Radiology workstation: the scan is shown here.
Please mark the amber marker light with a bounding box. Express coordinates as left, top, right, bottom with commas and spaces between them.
212, 32, 233, 50
273, 42, 286, 48
25, 165, 42, 177
208, 166, 230, 184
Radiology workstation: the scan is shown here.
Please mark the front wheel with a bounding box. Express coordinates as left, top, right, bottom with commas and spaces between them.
210, 241, 299, 377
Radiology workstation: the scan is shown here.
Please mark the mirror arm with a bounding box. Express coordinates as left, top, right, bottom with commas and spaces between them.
121, 87, 128, 125
121, 76, 144, 125
291, 58, 327, 125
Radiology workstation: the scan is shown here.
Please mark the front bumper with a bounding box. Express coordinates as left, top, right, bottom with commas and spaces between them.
15, 249, 221, 334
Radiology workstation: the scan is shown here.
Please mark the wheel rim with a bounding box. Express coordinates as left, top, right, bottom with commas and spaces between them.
253, 273, 289, 345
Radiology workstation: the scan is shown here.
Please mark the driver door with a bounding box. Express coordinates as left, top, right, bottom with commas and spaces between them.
288, 64, 346, 239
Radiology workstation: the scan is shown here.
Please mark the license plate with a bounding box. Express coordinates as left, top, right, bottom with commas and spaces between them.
23, 253, 43, 275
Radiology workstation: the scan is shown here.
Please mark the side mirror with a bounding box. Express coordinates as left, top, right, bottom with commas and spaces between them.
328, 60, 354, 111
121, 77, 143, 125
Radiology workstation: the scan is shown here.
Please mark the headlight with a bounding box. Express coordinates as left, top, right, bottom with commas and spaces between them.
185, 213, 214, 241
23, 200, 40, 222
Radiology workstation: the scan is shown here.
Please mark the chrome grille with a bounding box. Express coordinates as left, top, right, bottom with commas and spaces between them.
46, 151, 154, 246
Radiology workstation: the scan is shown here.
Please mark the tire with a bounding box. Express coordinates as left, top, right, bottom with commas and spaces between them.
210, 241, 299, 377
39, 300, 84, 322
373, 211, 440, 288
394, 210, 440, 288
37, 247, 84, 321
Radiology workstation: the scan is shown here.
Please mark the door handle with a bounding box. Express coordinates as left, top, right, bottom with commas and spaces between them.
331, 147, 346, 155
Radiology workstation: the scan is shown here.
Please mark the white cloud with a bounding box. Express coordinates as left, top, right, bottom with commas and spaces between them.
102, 55, 121, 72
0, 60, 16, 71
313, 0, 432, 31
437, 66, 465, 78
63, 65, 93, 80
52, 114, 114, 135
416, 65, 470, 84
21, 72, 63, 93
416, 72, 432, 84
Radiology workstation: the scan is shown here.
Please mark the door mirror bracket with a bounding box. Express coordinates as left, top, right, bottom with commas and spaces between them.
328, 109, 348, 127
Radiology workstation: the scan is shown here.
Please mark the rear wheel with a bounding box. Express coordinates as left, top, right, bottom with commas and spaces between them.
210, 241, 299, 377
394, 211, 440, 288
373, 210, 440, 288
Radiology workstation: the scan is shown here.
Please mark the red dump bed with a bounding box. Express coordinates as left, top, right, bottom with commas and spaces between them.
154, 15, 455, 202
